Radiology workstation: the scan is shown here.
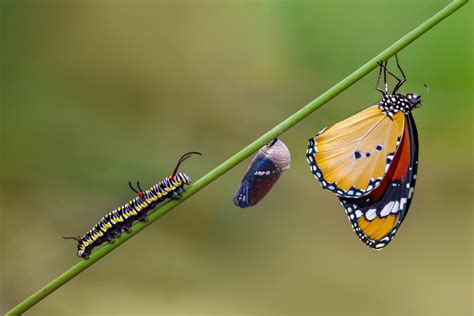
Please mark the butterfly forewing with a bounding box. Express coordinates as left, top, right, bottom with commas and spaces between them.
307, 105, 405, 197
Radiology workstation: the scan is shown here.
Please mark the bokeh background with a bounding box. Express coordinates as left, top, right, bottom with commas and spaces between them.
1, 1, 472, 315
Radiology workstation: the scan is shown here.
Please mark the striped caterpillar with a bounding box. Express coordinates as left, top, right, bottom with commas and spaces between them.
63, 152, 201, 259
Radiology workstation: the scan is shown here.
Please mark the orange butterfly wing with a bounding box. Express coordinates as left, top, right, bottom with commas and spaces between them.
306, 105, 405, 197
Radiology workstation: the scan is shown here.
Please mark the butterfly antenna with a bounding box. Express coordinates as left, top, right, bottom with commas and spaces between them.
171, 152, 202, 178
423, 83, 430, 95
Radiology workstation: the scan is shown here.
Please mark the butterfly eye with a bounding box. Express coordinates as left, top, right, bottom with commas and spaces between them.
406, 93, 421, 106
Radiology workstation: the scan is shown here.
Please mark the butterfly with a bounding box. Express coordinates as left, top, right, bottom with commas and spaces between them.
306, 56, 421, 249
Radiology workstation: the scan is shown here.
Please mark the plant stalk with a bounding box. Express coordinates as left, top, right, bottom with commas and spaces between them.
6, 0, 468, 314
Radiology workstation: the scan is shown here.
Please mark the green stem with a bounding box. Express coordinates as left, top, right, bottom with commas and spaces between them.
6, 0, 468, 314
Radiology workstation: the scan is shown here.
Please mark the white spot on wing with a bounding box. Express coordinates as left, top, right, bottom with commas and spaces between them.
400, 198, 407, 210
380, 201, 394, 216
365, 209, 377, 221
391, 201, 400, 214
408, 187, 415, 198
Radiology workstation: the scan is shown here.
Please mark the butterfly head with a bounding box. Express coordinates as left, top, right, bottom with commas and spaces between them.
405, 93, 422, 108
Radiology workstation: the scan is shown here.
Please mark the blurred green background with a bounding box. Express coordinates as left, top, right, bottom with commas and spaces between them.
1, 1, 472, 315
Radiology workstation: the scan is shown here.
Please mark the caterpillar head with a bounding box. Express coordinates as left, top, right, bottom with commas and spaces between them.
78, 248, 88, 259
64, 235, 89, 259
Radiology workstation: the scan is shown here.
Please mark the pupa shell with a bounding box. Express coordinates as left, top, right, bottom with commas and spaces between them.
233, 138, 291, 208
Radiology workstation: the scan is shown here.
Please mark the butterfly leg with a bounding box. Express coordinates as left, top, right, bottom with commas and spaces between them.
392, 54, 407, 93
376, 61, 386, 95
379, 55, 406, 94
382, 60, 389, 93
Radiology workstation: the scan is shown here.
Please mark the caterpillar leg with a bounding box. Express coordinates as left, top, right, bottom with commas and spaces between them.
110, 228, 121, 238
122, 223, 132, 233
105, 233, 114, 243
138, 213, 149, 222
171, 191, 181, 200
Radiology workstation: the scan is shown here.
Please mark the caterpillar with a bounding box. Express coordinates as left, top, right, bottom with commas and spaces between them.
63, 151, 201, 259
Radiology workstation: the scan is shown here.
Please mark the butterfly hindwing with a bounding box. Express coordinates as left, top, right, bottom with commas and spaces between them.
399, 113, 419, 224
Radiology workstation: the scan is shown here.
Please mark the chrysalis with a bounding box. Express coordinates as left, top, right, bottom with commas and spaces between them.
233, 138, 291, 208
